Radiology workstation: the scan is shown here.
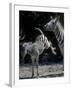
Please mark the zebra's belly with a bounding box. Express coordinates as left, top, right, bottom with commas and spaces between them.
27, 44, 44, 57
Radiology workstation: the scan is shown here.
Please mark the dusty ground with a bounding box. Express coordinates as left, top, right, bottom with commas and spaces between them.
19, 64, 64, 79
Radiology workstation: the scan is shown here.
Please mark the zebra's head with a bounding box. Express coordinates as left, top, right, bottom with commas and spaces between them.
44, 16, 60, 32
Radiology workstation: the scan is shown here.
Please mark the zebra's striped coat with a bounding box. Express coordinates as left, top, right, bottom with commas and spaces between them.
44, 16, 64, 56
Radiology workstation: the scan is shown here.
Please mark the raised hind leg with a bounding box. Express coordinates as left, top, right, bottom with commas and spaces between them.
51, 46, 56, 55
49, 41, 56, 55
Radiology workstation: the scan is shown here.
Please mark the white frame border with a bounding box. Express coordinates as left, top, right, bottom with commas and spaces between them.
9, 3, 70, 87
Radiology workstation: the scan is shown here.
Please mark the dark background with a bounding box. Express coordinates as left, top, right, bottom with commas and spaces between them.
19, 10, 64, 65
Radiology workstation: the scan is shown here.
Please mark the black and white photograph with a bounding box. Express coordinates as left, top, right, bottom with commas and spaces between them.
19, 10, 64, 79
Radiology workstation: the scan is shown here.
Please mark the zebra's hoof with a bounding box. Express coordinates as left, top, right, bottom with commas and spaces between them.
37, 73, 39, 78
37, 76, 39, 78
32, 74, 34, 78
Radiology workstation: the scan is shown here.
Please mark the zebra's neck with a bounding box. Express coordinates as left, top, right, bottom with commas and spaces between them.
56, 21, 64, 33
54, 21, 64, 48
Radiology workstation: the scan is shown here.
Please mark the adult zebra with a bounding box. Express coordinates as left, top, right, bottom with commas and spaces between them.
44, 16, 64, 56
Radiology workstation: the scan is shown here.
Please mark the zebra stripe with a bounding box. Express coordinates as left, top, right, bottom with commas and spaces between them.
54, 29, 64, 48
36, 34, 45, 42
35, 34, 49, 48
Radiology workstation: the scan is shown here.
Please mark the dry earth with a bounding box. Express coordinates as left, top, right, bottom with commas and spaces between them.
19, 64, 64, 79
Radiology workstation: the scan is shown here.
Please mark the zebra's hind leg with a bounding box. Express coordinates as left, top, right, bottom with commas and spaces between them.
23, 49, 27, 65
23, 53, 26, 65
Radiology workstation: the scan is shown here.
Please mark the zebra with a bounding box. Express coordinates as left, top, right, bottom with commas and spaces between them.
22, 27, 56, 78
34, 27, 56, 55
44, 16, 64, 56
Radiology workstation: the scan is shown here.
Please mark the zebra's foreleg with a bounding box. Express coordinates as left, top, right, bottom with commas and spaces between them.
36, 56, 39, 78
31, 57, 34, 78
